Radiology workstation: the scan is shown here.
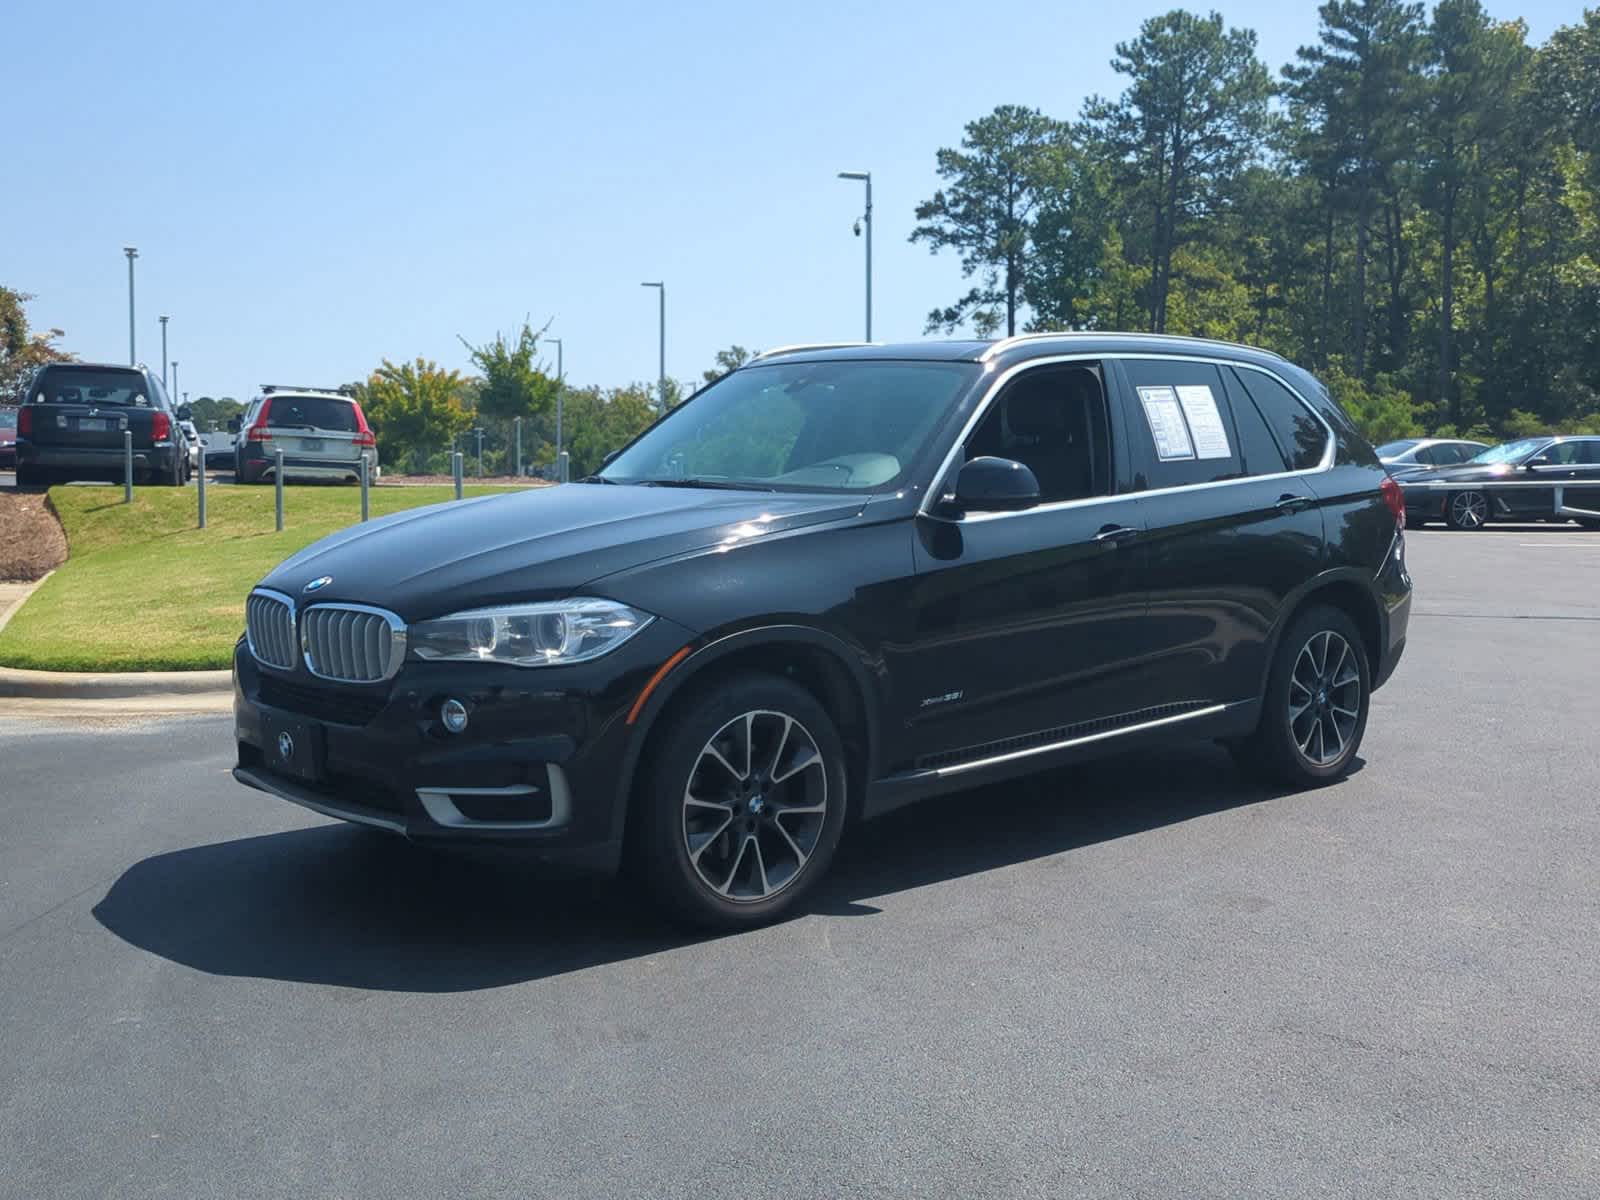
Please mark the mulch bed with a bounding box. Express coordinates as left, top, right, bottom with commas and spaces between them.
0, 488, 69, 581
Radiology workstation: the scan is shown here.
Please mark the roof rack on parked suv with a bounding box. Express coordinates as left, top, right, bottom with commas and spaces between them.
259, 384, 357, 396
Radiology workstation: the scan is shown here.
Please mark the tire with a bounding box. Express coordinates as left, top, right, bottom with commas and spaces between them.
1230, 604, 1371, 789
1576, 518, 1600, 531
168, 454, 186, 486
1404, 511, 1427, 530
15, 464, 45, 489
633, 671, 848, 929
1445, 489, 1489, 530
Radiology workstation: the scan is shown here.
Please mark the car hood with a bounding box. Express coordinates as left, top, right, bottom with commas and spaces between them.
257, 484, 868, 620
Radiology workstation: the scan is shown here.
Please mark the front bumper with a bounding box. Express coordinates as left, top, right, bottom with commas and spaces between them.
232, 617, 694, 874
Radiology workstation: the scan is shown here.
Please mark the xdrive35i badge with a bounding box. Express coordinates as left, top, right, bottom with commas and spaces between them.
303, 576, 333, 593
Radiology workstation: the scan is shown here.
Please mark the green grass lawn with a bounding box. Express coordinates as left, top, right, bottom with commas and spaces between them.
0, 484, 520, 672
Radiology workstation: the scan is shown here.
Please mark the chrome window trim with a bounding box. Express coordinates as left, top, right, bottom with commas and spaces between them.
299, 601, 408, 683
245, 588, 296, 670
918, 352, 1338, 523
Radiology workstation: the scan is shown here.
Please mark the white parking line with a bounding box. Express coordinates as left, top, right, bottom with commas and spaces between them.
1516, 541, 1600, 547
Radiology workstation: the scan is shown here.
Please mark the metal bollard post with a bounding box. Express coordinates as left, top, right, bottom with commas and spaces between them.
453, 451, 463, 500
197, 451, 207, 529
123, 429, 134, 503
274, 447, 285, 531
514, 416, 522, 478
359, 454, 369, 522
558, 449, 569, 483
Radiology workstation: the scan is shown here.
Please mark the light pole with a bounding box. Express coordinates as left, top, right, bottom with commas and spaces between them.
159, 316, 170, 389
837, 171, 872, 341
124, 247, 139, 364
641, 281, 665, 412
546, 337, 565, 480
171, 361, 179, 406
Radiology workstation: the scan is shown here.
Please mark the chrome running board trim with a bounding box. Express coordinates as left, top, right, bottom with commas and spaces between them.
931, 703, 1231, 778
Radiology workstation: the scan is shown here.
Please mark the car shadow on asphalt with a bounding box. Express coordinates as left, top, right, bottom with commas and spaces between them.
92, 741, 1360, 992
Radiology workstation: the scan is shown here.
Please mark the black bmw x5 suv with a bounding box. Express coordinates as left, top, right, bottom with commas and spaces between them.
233, 334, 1412, 927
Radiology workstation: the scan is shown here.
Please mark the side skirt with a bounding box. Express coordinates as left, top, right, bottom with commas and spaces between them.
859, 698, 1259, 820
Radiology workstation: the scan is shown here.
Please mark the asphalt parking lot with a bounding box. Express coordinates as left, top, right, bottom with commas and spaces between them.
2, 527, 1597, 1198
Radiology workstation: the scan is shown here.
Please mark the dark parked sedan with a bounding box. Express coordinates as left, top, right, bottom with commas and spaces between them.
1398, 435, 1600, 529
232, 333, 1411, 927
1375, 437, 1488, 479
14, 362, 191, 486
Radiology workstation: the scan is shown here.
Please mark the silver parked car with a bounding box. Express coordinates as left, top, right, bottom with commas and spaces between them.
229, 386, 379, 483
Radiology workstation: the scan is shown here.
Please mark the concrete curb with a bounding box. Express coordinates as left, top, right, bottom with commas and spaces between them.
0, 664, 233, 700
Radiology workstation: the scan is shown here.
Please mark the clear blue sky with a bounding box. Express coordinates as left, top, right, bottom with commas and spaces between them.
7, 0, 1581, 401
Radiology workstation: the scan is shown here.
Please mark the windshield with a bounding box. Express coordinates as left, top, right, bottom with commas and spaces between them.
1375, 440, 1418, 458
29, 368, 151, 407
599, 361, 976, 491
1469, 438, 1549, 465
266, 395, 358, 431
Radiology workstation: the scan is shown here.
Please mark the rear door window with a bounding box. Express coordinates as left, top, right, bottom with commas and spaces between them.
1119, 359, 1244, 489
267, 396, 357, 432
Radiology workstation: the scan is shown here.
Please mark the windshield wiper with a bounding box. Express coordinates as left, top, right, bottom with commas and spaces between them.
576, 474, 619, 484
636, 478, 776, 492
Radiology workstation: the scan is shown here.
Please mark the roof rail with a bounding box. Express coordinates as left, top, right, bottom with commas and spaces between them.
748, 342, 876, 363
977, 330, 1285, 363
260, 383, 356, 396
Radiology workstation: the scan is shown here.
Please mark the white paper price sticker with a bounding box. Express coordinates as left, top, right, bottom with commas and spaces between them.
1137, 386, 1194, 461
1175, 385, 1231, 460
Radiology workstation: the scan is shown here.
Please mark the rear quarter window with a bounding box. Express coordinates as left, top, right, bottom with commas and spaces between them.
1228, 368, 1328, 471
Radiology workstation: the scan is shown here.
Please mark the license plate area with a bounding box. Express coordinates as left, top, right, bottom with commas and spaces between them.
78, 418, 108, 432
300, 438, 324, 452
261, 711, 325, 782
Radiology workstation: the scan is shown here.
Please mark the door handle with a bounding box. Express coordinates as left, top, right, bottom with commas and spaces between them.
1094, 524, 1139, 546
1275, 494, 1314, 513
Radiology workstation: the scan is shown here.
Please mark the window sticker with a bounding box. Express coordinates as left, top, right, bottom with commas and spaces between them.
1137, 386, 1195, 461
1174, 384, 1232, 460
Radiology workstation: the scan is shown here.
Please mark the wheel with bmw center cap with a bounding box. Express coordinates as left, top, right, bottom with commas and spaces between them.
1230, 604, 1370, 788
634, 672, 847, 929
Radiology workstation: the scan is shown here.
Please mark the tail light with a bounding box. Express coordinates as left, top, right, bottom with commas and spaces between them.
246, 398, 274, 441
352, 403, 375, 449
150, 411, 171, 441
17, 407, 32, 437
1380, 476, 1405, 530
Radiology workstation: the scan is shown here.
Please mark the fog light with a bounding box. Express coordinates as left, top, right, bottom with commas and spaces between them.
440, 698, 469, 734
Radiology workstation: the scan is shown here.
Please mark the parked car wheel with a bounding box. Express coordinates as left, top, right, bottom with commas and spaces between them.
1404, 511, 1428, 530
1575, 518, 1600, 530
634, 672, 848, 929
168, 455, 186, 486
1230, 604, 1370, 788
1445, 489, 1489, 530
15, 464, 45, 489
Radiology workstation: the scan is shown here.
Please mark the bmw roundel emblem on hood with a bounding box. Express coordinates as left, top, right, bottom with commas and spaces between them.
303, 576, 333, 594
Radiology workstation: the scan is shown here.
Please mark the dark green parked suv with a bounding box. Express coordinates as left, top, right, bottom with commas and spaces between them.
15, 362, 192, 487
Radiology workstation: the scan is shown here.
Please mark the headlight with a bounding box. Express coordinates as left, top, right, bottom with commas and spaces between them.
408, 598, 652, 667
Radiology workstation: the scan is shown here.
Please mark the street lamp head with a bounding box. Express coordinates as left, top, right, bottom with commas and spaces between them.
159, 315, 169, 325
124, 246, 138, 257
641, 281, 663, 289
838, 170, 870, 181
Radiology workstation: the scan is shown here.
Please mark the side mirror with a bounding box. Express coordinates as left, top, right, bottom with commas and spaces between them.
176, 404, 192, 421
1525, 457, 1548, 470
946, 456, 1041, 515
227, 417, 241, 434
